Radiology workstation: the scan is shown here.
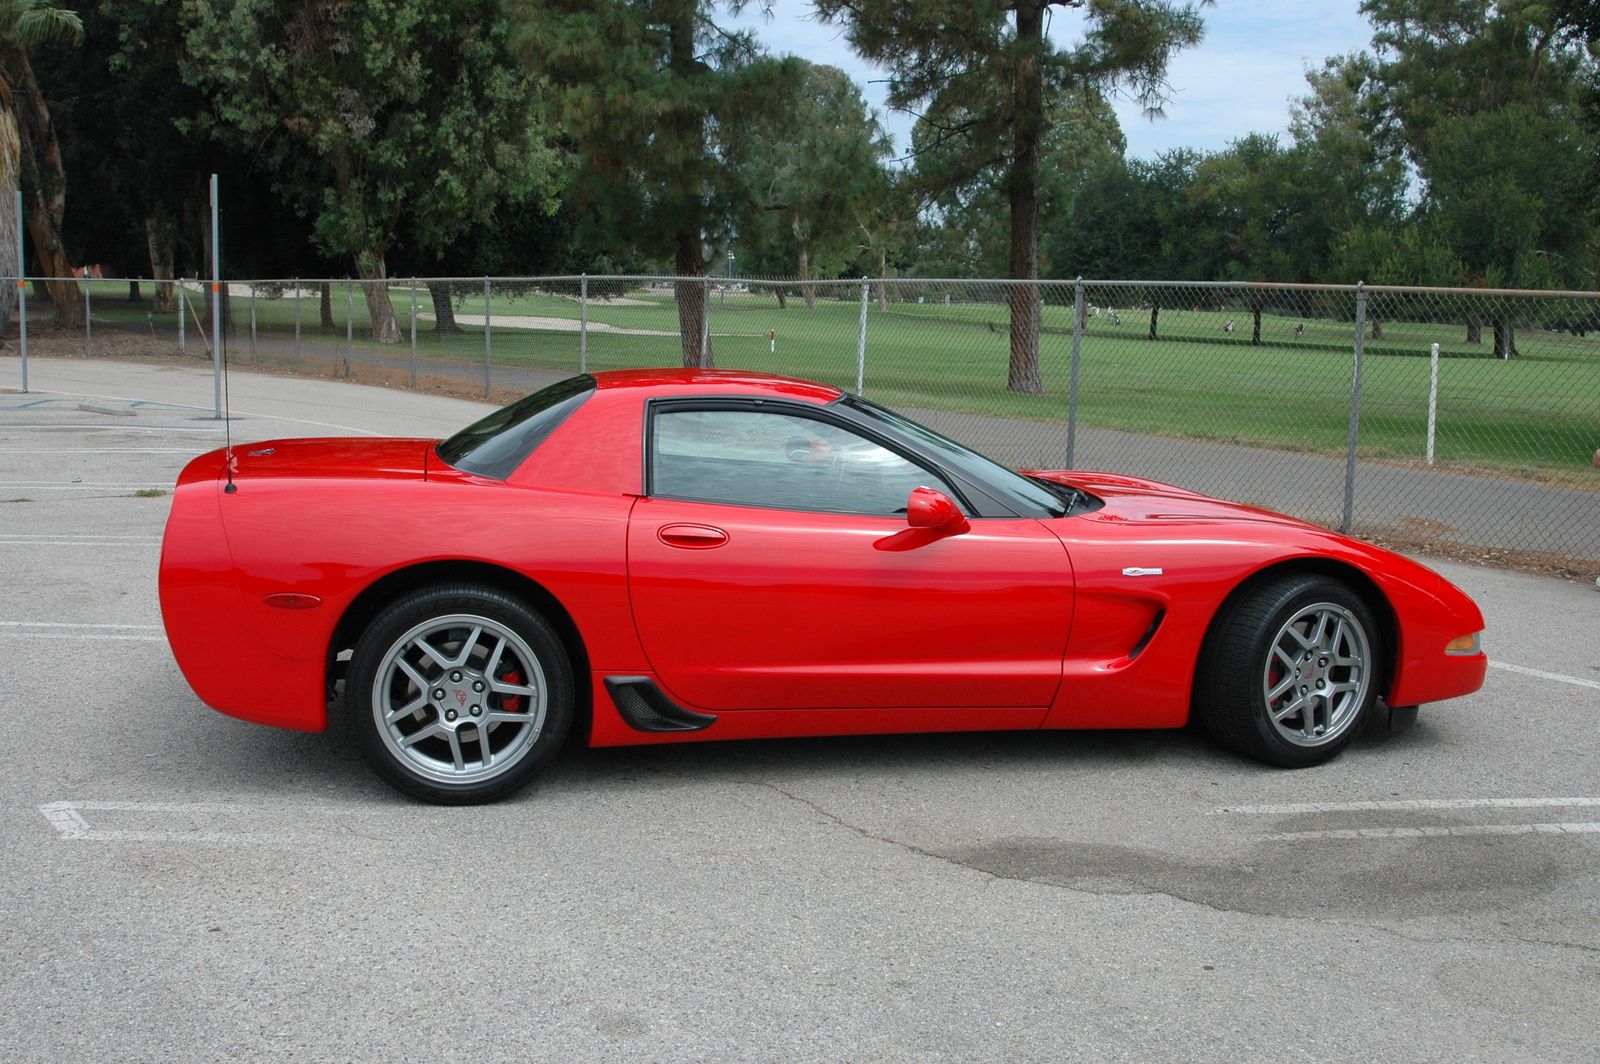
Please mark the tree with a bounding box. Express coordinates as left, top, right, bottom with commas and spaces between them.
916, 87, 1125, 280
183, 0, 558, 342
1360, 0, 1600, 352
815, 0, 1206, 393
0, 0, 84, 325
732, 61, 890, 309
506, 1, 782, 367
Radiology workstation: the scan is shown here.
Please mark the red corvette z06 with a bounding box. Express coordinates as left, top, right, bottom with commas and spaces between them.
159, 371, 1487, 803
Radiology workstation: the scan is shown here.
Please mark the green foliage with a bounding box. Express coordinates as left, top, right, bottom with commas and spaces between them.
732, 60, 891, 283
917, 88, 1126, 277
503, 0, 778, 266
182, 0, 560, 273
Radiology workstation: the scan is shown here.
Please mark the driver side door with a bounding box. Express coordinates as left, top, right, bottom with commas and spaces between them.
625, 400, 1076, 712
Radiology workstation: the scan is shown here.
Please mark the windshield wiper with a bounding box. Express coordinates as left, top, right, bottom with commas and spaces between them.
1024, 475, 1080, 516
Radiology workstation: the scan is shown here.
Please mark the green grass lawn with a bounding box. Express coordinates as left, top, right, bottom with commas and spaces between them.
78, 280, 1600, 485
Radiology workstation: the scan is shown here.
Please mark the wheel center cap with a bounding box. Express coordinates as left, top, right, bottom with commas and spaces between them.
437, 672, 485, 724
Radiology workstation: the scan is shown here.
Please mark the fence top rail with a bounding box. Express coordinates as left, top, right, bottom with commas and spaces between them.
8, 274, 1599, 301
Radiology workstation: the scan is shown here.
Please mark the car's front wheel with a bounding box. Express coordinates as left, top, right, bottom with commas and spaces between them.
346, 584, 573, 803
1195, 573, 1381, 768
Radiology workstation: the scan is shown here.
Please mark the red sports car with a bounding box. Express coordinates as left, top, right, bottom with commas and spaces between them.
159, 370, 1487, 803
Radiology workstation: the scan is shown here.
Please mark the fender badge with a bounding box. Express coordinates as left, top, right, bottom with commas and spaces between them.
1122, 567, 1164, 577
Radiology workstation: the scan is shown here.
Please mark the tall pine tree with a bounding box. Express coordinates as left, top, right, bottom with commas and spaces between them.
816, 0, 1206, 393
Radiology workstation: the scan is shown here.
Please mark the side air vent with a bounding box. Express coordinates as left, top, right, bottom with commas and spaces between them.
605, 677, 718, 733
1129, 609, 1165, 660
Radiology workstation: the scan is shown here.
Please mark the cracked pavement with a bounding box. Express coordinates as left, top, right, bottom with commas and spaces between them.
3, 359, 1597, 1062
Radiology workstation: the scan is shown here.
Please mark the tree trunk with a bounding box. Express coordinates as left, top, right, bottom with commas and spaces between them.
1492, 315, 1517, 359
146, 216, 174, 312
775, 286, 788, 310
1251, 300, 1262, 345
674, 230, 711, 367
799, 243, 816, 310
1370, 314, 1383, 340
1004, 1, 1046, 395
428, 281, 460, 333
2, 46, 81, 325
876, 247, 888, 311
354, 251, 401, 343
1465, 312, 1482, 345
128, 280, 141, 302
1148, 303, 1160, 341
320, 282, 334, 331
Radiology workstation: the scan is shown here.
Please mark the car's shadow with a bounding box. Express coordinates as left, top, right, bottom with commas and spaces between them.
186, 702, 1445, 806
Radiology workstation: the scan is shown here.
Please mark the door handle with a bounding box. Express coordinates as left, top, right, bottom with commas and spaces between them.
658, 523, 729, 549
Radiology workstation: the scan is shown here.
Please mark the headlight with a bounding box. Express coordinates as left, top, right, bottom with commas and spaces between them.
1445, 632, 1482, 656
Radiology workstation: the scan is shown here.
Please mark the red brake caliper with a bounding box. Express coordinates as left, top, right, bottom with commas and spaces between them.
499, 670, 523, 713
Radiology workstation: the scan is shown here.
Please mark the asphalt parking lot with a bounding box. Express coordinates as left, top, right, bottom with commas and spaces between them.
3, 357, 1597, 1063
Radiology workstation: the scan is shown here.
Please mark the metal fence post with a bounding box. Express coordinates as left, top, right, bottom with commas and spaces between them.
409, 278, 417, 388
249, 288, 257, 363
83, 282, 91, 357
209, 173, 222, 420
697, 273, 710, 364
1342, 283, 1366, 534
1067, 277, 1084, 468
178, 280, 186, 354
293, 279, 301, 363
855, 278, 869, 395
1426, 341, 1441, 465
14, 190, 25, 392
579, 274, 588, 374
344, 280, 353, 376
483, 276, 491, 398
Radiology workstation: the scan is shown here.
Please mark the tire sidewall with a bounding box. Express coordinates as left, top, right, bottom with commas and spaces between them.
1242, 579, 1380, 767
345, 585, 574, 803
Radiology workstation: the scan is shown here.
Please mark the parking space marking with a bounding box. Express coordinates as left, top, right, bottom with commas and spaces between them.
0, 621, 165, 642
1488, 660, 1600, 691
4, 388, 382, 436
1260, 823, 1600, 842
38, 800, 300, 844
0, 536, 162, 546
1214, 797, 1600, 815
0, 448, 197, 454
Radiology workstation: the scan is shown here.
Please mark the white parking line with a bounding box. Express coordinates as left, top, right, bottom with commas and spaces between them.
0, 448, 197, 454
1260, 823, 1600, 841
1215, 797, 1600, 815
0, 537, 162, 546
1489, 660, 1600, 692
38, 800, 298, 843
0, 621, 161, 628
0, 621, 165, 642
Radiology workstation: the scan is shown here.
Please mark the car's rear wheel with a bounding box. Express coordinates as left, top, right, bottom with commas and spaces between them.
1195, 573, 1380, 767
346, 584, 573, 803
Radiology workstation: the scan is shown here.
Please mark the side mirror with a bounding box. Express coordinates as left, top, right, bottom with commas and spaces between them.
905, 486, 970, 535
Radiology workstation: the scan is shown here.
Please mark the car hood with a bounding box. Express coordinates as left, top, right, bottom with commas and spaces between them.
1027, 469, 1319, 529
222, 437, 435, 481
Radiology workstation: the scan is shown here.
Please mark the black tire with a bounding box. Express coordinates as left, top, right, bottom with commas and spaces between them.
1194, 573, 1382, 768
345, 583, 574, 803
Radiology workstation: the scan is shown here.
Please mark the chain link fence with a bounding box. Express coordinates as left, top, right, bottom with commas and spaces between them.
5, 274, 1597, 568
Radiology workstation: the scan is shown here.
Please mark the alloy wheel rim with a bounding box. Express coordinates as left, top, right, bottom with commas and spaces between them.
1261, 602, 1371, 747
372, 613, 547, 785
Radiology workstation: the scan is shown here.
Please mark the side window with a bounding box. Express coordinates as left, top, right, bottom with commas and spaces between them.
651, 408, 957, 516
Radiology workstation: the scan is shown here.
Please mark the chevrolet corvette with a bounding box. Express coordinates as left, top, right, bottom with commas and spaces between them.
159, 370, 1487, 802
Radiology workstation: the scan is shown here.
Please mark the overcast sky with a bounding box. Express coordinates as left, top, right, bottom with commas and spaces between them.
723, 1, 1377, 161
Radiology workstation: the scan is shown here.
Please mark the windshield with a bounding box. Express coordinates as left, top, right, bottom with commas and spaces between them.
436, 375, 595, 479
838, 395, 1070, 517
